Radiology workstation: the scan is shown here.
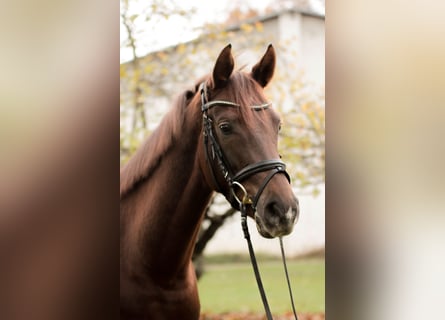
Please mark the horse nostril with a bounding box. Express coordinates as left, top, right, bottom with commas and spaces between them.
264, 201, 297, 224
265, 201, 282, 216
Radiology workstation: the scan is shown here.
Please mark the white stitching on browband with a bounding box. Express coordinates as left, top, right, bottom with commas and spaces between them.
251, 102, 271, 110
200, 82, 271, 112
203, 101, 271, 111
203, 100, 240, 109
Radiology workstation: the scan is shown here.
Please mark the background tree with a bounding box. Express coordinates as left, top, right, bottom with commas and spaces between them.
120, 0, 195, 161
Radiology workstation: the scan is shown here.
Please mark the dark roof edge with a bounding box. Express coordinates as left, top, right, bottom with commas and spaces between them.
225, 7, 325, 32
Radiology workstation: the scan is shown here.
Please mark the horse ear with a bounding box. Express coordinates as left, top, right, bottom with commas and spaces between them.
252, 44, 276, 87
212, 44, 234, 89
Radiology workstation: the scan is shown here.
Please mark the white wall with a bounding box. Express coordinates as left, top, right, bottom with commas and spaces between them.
275, 12, 324, 87
301, 15, 325, 86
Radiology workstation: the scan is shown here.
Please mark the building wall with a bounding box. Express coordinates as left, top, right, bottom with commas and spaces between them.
301, 15, 325, 85
274, 11, 325, 86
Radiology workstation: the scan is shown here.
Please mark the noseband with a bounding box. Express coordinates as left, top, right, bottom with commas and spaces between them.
199, 82, 291, 210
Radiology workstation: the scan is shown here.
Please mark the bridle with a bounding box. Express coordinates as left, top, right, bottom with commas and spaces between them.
200, 82, 289, 209
200, 82, 298, 320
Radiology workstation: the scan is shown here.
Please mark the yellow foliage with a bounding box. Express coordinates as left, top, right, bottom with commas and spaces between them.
144, 64, 154, 73
254, 21, 263, 32
292, 114, 307, 127
299, 137, 311, 150
312, 188, 320, 197
240, 23, 253, 33
296, 171, 305, 181
120, 66, 127, 78
156, 51, 167, 61
176, 43, 186, 54
161, 67, 169, 75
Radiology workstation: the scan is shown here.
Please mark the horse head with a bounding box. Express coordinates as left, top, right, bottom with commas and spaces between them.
197, 44, 299, 238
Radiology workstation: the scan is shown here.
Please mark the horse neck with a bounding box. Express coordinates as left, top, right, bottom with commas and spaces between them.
121, 108, 213, 284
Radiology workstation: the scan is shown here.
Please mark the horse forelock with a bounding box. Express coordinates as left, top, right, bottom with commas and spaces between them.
217, 71, 270, 128
120, 88, 195, 199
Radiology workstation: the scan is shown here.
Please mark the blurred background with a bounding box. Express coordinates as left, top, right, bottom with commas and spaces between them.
120, 0, 325, 318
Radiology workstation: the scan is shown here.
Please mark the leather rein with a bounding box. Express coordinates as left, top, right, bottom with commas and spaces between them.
199, 82, 298, 320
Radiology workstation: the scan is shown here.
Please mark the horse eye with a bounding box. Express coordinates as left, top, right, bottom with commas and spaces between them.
278, 122, 282, 132
218, 123, 232, 134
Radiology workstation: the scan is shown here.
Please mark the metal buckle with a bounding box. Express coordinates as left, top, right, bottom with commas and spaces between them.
231, 181, 253, 206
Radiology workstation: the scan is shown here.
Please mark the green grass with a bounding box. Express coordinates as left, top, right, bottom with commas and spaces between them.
197, 258, 325, 314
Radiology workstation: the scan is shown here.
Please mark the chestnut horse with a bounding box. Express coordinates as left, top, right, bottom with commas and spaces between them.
120, 44, 299, 319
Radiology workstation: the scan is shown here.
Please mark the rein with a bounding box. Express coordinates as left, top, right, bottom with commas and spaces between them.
200, 82, 298, 320
240, 202, 299, 320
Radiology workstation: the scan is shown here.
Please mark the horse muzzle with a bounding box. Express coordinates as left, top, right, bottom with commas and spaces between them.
255, 198, 299, 239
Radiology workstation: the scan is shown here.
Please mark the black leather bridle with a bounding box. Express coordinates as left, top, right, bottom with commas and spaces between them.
200, 82, 298, 320
200, 82, 290, 210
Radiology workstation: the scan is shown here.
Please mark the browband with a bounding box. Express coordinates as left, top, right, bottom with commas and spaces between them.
199, 82, 271, 112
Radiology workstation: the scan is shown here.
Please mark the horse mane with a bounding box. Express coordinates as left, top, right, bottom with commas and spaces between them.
120, 86, 196, 199
120, 70, 269, 199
